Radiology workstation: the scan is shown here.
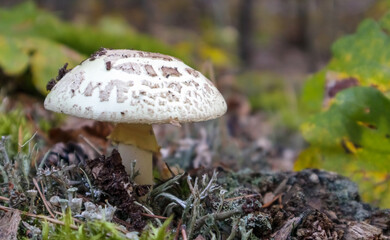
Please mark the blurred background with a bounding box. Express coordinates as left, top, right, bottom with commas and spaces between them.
1, 0, 390, 206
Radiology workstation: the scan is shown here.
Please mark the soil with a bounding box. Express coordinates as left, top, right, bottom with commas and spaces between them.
81, 149, 390, 239
215, 168, 390, 239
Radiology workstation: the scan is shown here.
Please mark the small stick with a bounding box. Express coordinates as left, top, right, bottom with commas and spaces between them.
278, 194, 283, 209
186, 175, 195, 195
0, 196, 9, 202
32, 178, 55, 218
224, 194, 260, 202
181, 225, 188, 240
164, 162, 176, 178
79, 134, 103, 155
0, 205, 78, 230
140, 212, 168, 220
262, 193, 283, 208
134, 201, 162, 226
0, 205, 128, 234
18, 125, 22, 153
194, 209, 242, 232
174, 219, 182, 240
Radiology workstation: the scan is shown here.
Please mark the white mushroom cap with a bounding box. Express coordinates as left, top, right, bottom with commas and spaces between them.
44, 49, 227, 124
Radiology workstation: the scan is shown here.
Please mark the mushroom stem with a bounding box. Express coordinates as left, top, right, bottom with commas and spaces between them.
118, 143, 153, 185
109, 123, 159, 186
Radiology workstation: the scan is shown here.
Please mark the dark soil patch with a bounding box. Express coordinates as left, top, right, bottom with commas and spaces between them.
213, 168, 390, 239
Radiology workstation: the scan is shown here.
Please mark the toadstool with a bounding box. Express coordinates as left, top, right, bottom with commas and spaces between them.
44, 48, 227, 185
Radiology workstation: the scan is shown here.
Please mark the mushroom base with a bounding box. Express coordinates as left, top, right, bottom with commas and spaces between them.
109, 123, 159, 186
118, 143, 153, 185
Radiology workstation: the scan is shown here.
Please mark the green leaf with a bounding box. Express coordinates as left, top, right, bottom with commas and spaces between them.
329, 19, 390, 90
299, 70, 326, 115
0, 36, 29, 75
296, 87, 390, 207
0, 2, 189, 95
300, 14, 390, 115
297, 11, 390, 208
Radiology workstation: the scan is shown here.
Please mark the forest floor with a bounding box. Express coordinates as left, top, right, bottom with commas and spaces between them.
0, 94, 389, 239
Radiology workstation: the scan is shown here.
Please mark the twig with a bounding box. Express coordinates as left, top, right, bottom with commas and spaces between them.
0, 196, 9, 202
224, 194, 260, 202
0, 205, 128, 235
26, 113, 50, 143
181, 225, 188, 240
194, 208, 242, 232
140, 212, 168, 220
32, 178, 55, 218
18, 131, 37, 149
164, 162, 176, 178
79, 168, 95, 201
0, 205, 78, 230
174, 219, 182, 240
134, 201, 162, 226
278, 194, 283, 209
187, 175, 195, 195
113, 217, 133, 231
79, 134, 102, 155
18, 125, 22, 153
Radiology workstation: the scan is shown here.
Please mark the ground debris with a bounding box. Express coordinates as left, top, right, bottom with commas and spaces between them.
295, 210, 339, 239
344, 221, 382, 240
369, 209, 390, 235
43, 141, 92, 167
84, 149, 146, 231
215, 168, 390, 239
0, 210, 21, 240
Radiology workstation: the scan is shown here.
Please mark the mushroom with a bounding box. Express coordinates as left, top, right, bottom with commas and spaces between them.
44, 49, 227, 185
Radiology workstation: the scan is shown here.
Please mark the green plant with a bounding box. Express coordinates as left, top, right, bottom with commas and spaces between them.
42, 209, 126, 240
41, 209, 174, 240
139, 216, 173, 240
0, 109, 35, 157
0, 2, 186, 95
296, 11, 390, 208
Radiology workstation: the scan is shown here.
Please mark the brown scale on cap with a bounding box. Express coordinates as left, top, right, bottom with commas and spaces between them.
161, 66, 181, 78
46, 63, 71, 91
46, 79, 57, 91
144, 64, 157, 77
185, 68, 200, 77
114, 62, 142, 75
106, 61, 111, 70
56, 63, 70, 81
90, 47, 108, 61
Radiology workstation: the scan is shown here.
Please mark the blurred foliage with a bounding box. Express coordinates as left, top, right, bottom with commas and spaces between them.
300, 13, 390, 115
0, 109, 34, 157
296, 12, 390, 208
0, 2, 190, 95
236, 71, 300, 129
296, 87, 390, 207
